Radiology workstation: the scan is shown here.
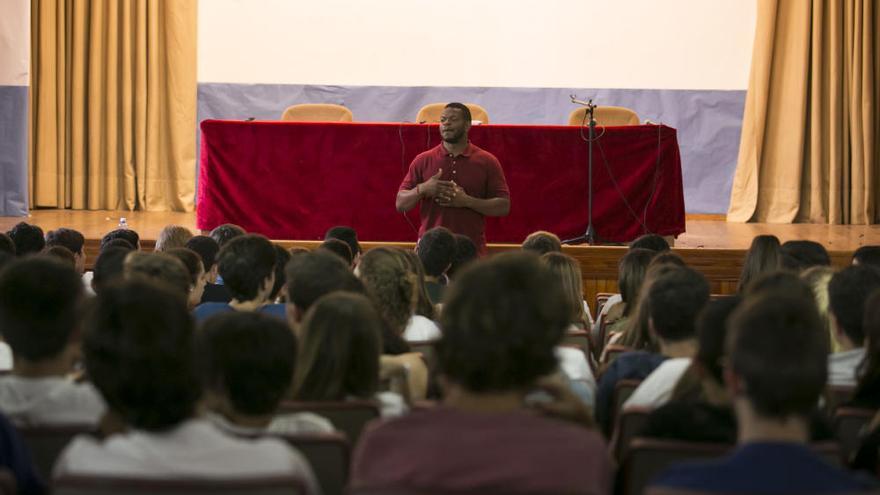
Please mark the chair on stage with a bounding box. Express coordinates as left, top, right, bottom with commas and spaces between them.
277, 400, 380, 447
416, 103, 490, 124
568, 106, 640, 126
281, 104, 353, 122
52, 474, 306, 495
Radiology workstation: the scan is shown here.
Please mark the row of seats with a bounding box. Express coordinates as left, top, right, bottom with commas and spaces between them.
280, 102, 641, 126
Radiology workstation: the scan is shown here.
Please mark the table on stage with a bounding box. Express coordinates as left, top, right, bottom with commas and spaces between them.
197, 120, 685, 244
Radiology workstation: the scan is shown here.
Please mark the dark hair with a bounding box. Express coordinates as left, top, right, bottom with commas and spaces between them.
209, 224, 246, 248
738, 235, 781, 292
448, 234, 478, 279
84, 279, 200, 431
780, 240, 831, 271
124, 251, 192, 298
0, 257, 83, 361
92, 247, 131, 293
270, 244, 291, 301
728, 292, 828, 419
318, 239, 353, 266
541, 252, 589, 328
165, 248, 204, 287
402, 250, 436, 320
445, 102, 472, 123
45, 228, 85, 255
438, 253, 568, 392
418, 227, 456, 277
101, 238, 135, 251
293, 292, 382, 400
853, 246, 880, 268
44, 246, 77, 268
0, 252, 12, 271
745, 270, 814, 302
7, 222, 45, 257
185, 235, 220, 271
100, 228, 140, 251
828, 265, 880, 346
618, 263, 682, 351
856, 290, 880, 400
648, 267, 710, 342
198, 312, 296, 416
618, 248, 655, 314
217, 234, 276, 301
630, 234, 670, 253
286, 251, 364, 312
522, 231, 562, 255
0, 233, 15, 256
154, 225, 193, 253
324, 226, 361, 257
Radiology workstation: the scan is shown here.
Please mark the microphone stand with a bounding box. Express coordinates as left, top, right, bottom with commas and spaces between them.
563, 96, 598, 245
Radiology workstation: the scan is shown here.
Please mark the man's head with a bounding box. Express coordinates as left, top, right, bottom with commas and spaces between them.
123, 251, 192, 300
521, 231, 562, 255
154, 225, 194, 252
0, 257, 83, 365
217, 234, 276, 303
318, 239, 353, 267
285, 251, 364, 326
828, 265, 880, 348
7, 222, 45, 257
648, 267, 710, 343
84, 279, 200, 431
45, 228, 86, 273
448, 234, 478, 279
92, 246, 131, 294
440, 103, 471, 144
101, 228, 140, 251
438, 253, 569, 393
44, 246, 77, 269
324, 226, 361, 264
727, 292, 827, 422
630, 234, 670, 253
780, 240, 831, 272
209, 224, 245, 248
165, 248, 207, 308
185, 235, 220, 282
417, 227, 456, 278
852, 246, 880, 268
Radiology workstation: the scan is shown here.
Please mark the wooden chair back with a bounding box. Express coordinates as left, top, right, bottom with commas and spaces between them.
278, 400, 380, 447
18, 423, 93, 480
281, 103, 353, 122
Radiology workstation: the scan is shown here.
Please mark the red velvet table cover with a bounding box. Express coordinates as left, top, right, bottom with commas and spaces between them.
197, 121, 685, 243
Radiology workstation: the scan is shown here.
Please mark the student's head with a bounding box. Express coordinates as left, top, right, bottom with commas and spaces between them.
401, 249, 436, 320
44, 246, 77, 269
630, 234, 670, 253
521, 231, 562, 255
318, 239, 353, 267
324, 226, 361, 264
165, 248, 207, 309
648, 251, 686, 269
217, 234, 276, 303
618, 248, 655, 312
0, 233, 15, 256
198, 312, 296, 419
285, 251, 364, 319
801, 266, 836, 350
738, 235, 781, 292
292, 292, 383, 401
448, 234, 478, 279
209, 223, 245, 248
356, 247, 415, 336
45, 227, 86, 273
438, 253, 568, 393
541, 252, 588, 328
124, 251, 192, 300
617, 263, 684, 352
154, 225, 193, 252
0, 257, 83, 364
91, 247, 131, 294
648, 267, 710, 343
780, 240, 830, 272
852, 246, 880, 268
101, 228, 140, 251
744, 270, 815, 303
828, 265, 880, 348
7, 222, 45, 257
270, 244, 291, 302
101, 238, 135, 251
727, 292, 827, 421
84, 279, 200, 431
418, 227, 456, 278
185, 235, 220, 282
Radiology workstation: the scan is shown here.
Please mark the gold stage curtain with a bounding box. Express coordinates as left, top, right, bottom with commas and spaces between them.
30, 0, 197, 212
728, 0, 879, 224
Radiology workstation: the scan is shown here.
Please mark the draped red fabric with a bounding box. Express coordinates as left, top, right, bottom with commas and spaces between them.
197, 121, 685, 243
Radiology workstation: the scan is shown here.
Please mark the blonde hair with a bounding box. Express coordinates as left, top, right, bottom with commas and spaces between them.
154, 225, 194, 252
801, 265, 838, 352
541, 252, 589, 328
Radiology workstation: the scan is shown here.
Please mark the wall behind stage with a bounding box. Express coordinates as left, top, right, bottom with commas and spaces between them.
0, 0, 30, 216
197, 0, 757, 216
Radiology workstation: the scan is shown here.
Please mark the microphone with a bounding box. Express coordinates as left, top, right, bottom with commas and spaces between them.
569, 95, 595, 108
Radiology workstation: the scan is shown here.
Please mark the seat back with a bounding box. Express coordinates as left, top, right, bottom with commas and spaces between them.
53, 474, 304, 495
408, 340, 439, 374
281, 104, 353, 122
276, 432, 350, 495
595, 292, 616, 316
568, 106, 640, 126
560, 329, 592, 359
619, 438, 731, 495
610, 405, 651, 461
834, 407, 876, 463
18, 423, 94, 480
601, 343, 631, 367
416, 103, 490, 124
825, 385, 856, 413
277, 401, 380, 447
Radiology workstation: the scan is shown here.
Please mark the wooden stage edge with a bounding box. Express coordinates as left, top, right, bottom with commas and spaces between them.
2, 209, 879, 308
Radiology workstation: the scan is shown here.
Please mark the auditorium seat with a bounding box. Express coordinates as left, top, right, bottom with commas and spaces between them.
833, 407, 876, 463
568, 106, 640, 126
18, 423, 94, 480
601, 343, 630, 366
408, 339, 439, 373
594, 292, 616, 316
275, 432, 349, 495
416, 103, 489, 124
281, 104, 353, 122
277, 400, 379, 447
610, 406, 652, 462
52, 474, 305, 495
825, 385, 856, 413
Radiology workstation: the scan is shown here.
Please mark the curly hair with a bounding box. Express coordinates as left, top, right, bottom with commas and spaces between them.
357, 247, 415, 336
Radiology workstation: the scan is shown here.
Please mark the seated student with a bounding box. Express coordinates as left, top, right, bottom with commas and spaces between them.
780, 239, 831, 272
44, 245, 77, 269
269, 244, 291, 303
100, 228, 140, 251
6, 222, 45, 257
402, 250, 438, 321
45, 227, 86, 274
153, 225, 193, 252
737, 234, 781, 292
0, 257, 104, 426
853, 245, 880, 268
447, 233, 477, 280
165, 248, 208, 309
848, 290, 880, 409
828, 265, 880, 386
541, 252, 594, 328
648, 293, 877, 495
351, 254, 612, 494
521, 230, 562, 255
186, 235, 230, 304
123, 251, 192, 300
597, 234, 670, 323
90, 246, 132, 295
417, 226, 456, 304
599, 248, 654, 341
292, 292, 408, 417
53, 279, 319, 492
317, 238, 353, 268
194, 235, 286, 321
324, 225, 362, 267
198, 312, 333, 435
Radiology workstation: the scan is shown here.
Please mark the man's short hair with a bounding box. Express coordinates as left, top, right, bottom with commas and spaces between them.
185, 235, 220, 271
124, 251, 192, 298
198, 312, 295, 416
521, 231, 562, 255
438, 253, 569, 392
417, 227, 456, 277
7, 222, 45, 257
728, 292, 828, 419
630, 234, 670, 253
318, 239, 353, 266
445, 102, 472, 122
92, 247, 130, 294
101, 228, 140, 251
45, 228, 85, 255
780, 240, 831, 271
217, 234, 276, 302
648, 267, 710, 342
744, 270, 814, 302
0, 234, 15, 256
828, 265, 880, 346
270, 244, 291, 301
0, 257, 83, 361
285, 251, 364, 312
209, 224, 245, 248
165, 248, 203, 287
44, 246, 77, 268
101, 238, 135, 252
324, 226, 361, 257
154, 225, 194, 252
695, 296, 741, 384
448, 234, 478, 279
84, 279, 200, 431
852, 246, 880, 268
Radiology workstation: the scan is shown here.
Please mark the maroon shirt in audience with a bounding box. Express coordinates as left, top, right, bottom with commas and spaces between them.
351, 406, 611, 494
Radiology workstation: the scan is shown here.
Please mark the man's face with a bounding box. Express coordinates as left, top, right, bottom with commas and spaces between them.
439, 107, 470, 144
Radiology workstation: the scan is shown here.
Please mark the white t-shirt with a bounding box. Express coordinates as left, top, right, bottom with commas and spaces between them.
554, 346, 597, 407
0, 375, 105, 426
403, 315, 441, 342
206, 411, 335, 436
53, 418, 320, 494
623, 357, 692, 410
828, 348, 866, 387
0, 343, 12, 371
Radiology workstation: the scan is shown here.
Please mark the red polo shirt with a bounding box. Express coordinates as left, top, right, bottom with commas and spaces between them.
398, 142, 510, 255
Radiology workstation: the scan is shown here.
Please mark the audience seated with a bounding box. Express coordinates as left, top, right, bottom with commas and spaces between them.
447, 233, 478, 279
324, 225, 362, 267
402, 250, 438, 321
153, 225, 193, 252
270, 244, 291, 303
737, 234, 781, 292
43, 245, 76, 269
317, 238, 353, 267
186, 235, 229, 304
780, 239, 831, 271
45, 228, 86, 274
208, 223, 245, 248
417, 226, 456, 304
6, 223, 45, 257
630, 234, 671, 253
90, 246, 131, 295
0, 257, 104, 426
648, 292, 876, 494
541, 252, 594, 328
165, 248, 207, 309
828, 265, 880, 387
600, 248, 654, 342
852, 246, 880, 268
848, 290, 880, 410
123, 251, 191, 300
351, 253, 612, 494
521, 230, 562, 255
53, 279, 319, 492
284, 250, 365, 337
99, 228, 139, 251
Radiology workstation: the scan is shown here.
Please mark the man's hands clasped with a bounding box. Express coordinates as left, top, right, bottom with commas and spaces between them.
421, 169, 470, 208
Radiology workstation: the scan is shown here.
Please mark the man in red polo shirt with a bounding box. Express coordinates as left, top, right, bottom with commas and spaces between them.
396, 102, 510, 255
